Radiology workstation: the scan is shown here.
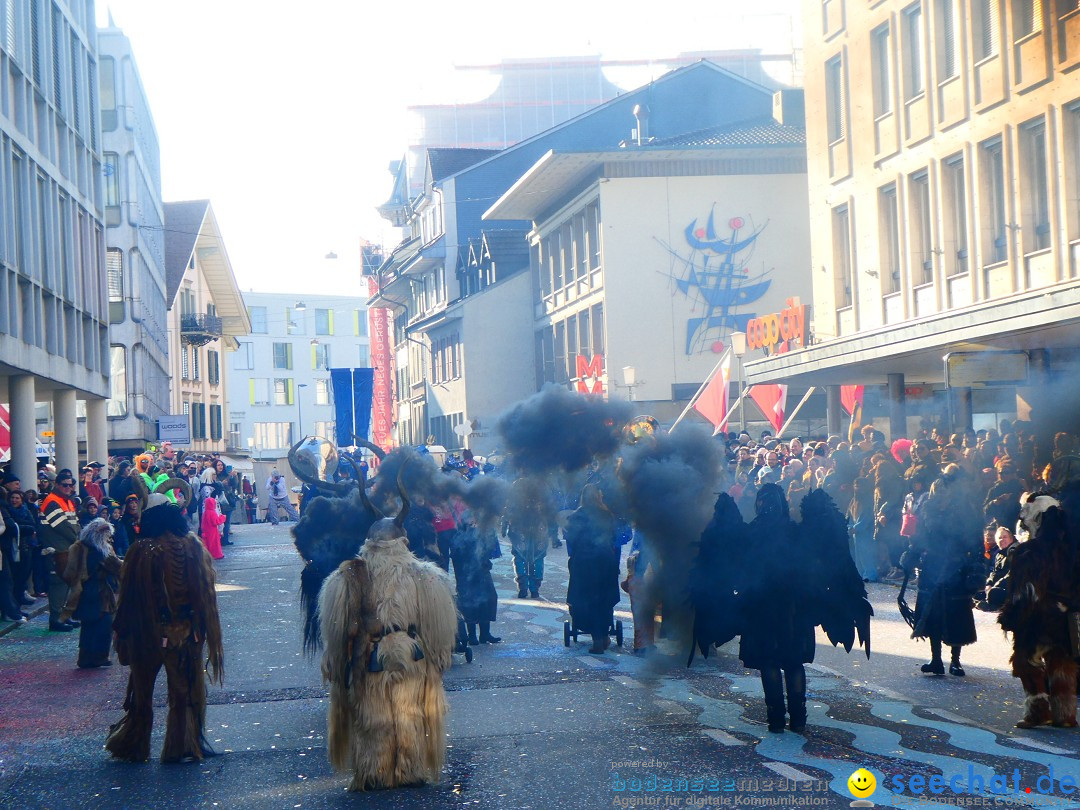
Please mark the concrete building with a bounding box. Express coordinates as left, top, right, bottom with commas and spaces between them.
486, 92, 810, 431
747, 0, 1080, 446
0, 0, 110, 484
97, 24, 170, 456
228, 292, 371, 461
372, 61, 789, 452
164, 200, 250, 455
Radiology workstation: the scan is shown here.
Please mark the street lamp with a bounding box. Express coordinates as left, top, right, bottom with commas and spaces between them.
729, 331, 748, 435
619, 365, 645, 402
296, 383, 308, 442
294, 301, 307, 312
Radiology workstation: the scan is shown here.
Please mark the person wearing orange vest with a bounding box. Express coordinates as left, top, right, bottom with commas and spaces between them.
39, 469, 81, 632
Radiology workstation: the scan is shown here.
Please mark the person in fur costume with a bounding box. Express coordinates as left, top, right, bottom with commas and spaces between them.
999, 497, 1079, 728
106, 483, 224, 763
60, 518, 122, 668
565, 484, 621, 654
318, 489, 458, 791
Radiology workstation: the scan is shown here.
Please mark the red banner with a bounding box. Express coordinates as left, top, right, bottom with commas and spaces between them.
367, 276, 394, 455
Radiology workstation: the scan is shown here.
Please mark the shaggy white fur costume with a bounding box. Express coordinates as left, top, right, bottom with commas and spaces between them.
319, 522, 457, 790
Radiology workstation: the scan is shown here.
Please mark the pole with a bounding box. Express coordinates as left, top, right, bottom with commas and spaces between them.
776, 387, 817, 439
737, 355, 746, 435
670, 348, 732, 432
712, 388, 753, 437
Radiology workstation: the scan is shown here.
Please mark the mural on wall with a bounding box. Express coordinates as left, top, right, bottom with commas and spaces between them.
661, 209, 772, 355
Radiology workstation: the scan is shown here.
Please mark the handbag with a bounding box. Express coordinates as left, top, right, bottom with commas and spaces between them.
900, 513, 919, 538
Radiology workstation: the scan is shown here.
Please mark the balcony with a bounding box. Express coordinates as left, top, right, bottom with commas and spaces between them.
180, 313, 223, 347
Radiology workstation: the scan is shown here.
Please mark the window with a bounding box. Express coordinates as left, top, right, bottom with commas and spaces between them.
107, 346, 127, 417
251, 378, 270, 406
315, 308, 332, 335
106, 248, 123, 323
287, 306, 305, 334
315, 379, 330, 405
872, 25, 892, 116
936, 0, 958, 79
982, 138, 1008, 263
1013, 0, 1043, 39
943, 156, 969, 275
192, 403, 206, 440
208, 350, 220, 385
254, 422, 293, 450
909, 171, 933, 284
833, 205, 854, 307
181, 345, 189, 379
104, 153, 120, 208
1068, 103, 1080, 246
903, 3, 925, 99
193, 348, 201, 381
353, 309, 367, 336
825, 56, 846, 142
249, 306, 267, 333
358, 345, 370, 367
99, 56, 116, 119
879, 185, 901, 292
273, 342, 293, 370
234, 342, 254, 370
975, 0, 1001, 60
313, 342, 331, 370
1020, 119, 1051, 252
314, 420, 334, 439
274, 378, 294, 406
209, 404, 222, 441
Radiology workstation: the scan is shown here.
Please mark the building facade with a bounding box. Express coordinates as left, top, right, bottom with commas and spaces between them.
164, 200, 250, 455
0, 0, 110, 483
228, 292, 371, 461
97, 24, 170, 456
486, 97, 810, 431
371, 61, 786, 451
747, 0, 1080, 443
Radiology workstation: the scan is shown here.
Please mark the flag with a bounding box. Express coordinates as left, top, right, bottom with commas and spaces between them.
692, 352, 732, 431
840, 385, 864, 415
749, 384, 788, 433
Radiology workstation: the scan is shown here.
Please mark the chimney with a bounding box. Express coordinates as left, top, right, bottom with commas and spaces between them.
632, 104, 651, 146
772, 89, 805, 127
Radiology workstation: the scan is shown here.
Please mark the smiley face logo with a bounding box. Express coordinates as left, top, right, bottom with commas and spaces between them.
848, 769, 876, 798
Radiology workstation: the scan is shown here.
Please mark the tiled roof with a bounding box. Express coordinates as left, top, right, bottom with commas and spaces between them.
649, 117, 806, 149
163, 200, 209, 304
428, 148, 500, 182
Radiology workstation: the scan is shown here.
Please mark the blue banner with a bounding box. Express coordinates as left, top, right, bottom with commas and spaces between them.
330, 368, 353, 447
352, 368, 374, 443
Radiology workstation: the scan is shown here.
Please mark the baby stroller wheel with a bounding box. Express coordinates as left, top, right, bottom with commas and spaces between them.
563, 621, 571, 647
465, 646, 474, 663
615, 620, 624, 647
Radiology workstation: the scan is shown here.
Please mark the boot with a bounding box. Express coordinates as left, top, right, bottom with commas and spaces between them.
761, 667, 786, 733
517, 584, 527, 599
785, 665, 807, 732
478, 622, 501, 644
1016, 693, 1052, 728
467, 623, 480, 646
948, 646, 965, 676
921, 638, 944, 675
1049, 656, 1079, 728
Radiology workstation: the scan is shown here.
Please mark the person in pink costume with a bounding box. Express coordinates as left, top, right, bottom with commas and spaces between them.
200, 488, 226, 560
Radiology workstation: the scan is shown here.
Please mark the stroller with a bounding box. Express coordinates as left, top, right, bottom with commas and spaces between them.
563, 612, 624, 648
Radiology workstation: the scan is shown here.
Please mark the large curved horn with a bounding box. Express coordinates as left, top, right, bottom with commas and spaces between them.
129, 473, 149, 513
156, 476, 192, 508
394, 458, 411, 530
352, 435, 386, 461
344, 455, 383, 519
287, 438, 353, 496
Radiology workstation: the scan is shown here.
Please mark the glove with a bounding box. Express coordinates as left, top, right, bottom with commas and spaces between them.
42, 546, 56, 556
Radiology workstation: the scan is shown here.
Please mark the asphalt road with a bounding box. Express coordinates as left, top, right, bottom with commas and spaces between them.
2, 523, 1079, 810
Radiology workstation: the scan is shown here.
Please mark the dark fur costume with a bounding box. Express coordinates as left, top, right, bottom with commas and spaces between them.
999, 505, 1079, 728
688, 493, 746, 662
106, 502, 224, 763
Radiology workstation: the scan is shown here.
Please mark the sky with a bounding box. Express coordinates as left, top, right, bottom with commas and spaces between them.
97, 0, 802, 297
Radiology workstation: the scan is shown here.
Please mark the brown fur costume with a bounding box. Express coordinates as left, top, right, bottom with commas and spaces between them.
318, 517, 457, 790
105, 496, 224, 762
999, 504, 1079, 728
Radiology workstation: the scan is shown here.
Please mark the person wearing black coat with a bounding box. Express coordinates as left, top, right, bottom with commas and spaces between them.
736, 484, 815, 733
0, 494, 27, 622
565, 485, 621, 654
901, 465, 983, 676
450, 513, 500, 645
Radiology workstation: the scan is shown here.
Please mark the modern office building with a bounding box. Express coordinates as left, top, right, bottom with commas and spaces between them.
164, 200, 250, 455
747, 0, 1080, 444
97, 23, 170, 456
227, 292, 371, 461
0, 0, 109, 484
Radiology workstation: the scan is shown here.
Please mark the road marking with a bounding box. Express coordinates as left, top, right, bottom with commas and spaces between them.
703, 728, 746, 746
923, 707, 973, 725
526, 625, 548, 634
808, 663, 907, 701
763, 762, 815, 782
613, 676, 643, 689
655, 699, 691, 716
578, 655, 611, 668
1005, 737, 1077, 755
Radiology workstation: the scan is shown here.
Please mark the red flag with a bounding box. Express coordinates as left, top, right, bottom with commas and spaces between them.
692, 353, 732, 431
840, 385, 864, 416
0, 404, 9, 462
749, 384, 788, 433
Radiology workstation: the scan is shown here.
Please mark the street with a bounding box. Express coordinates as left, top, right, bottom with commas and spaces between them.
2, 524, 1079, 810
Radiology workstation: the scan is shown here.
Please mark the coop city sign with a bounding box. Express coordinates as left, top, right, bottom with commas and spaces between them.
746, 297, 808, 352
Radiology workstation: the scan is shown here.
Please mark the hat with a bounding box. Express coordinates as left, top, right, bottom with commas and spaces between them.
38, 469, 55, 481
124, 493, 140, 503
88, 461, 105, 469
2, 470, 19, 485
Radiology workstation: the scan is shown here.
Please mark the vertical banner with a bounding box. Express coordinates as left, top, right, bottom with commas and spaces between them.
352, 368, 374, 443
367, 276, 394, 454
330, 368, 354, 448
